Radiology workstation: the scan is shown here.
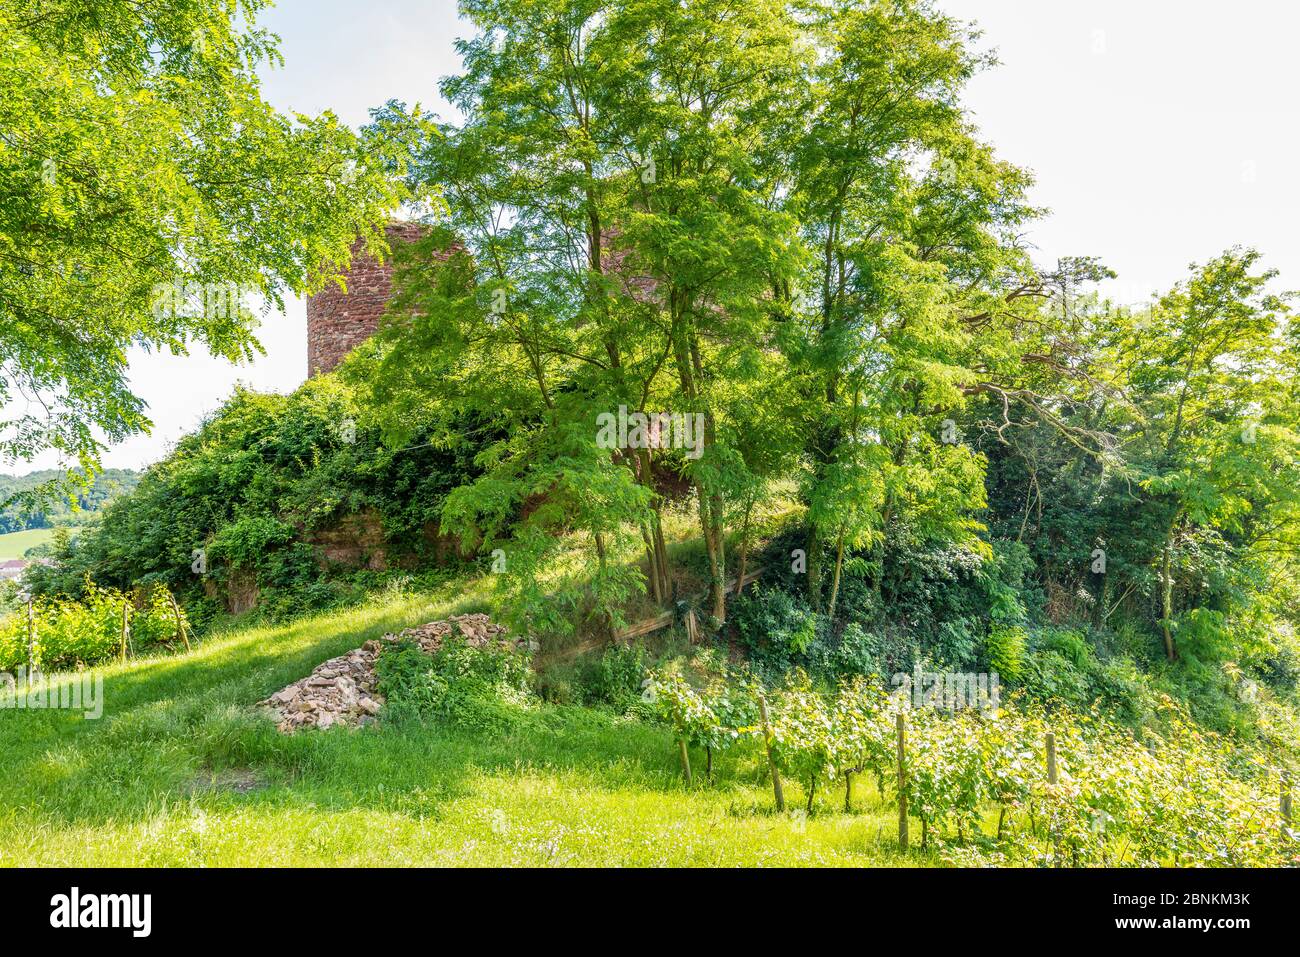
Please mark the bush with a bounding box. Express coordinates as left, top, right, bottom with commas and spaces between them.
986, 624, 1027, 684
375, 635, 531, 728
1020, 648, 1090, 707
1036, 626, 1091, 668
0, 581, 188, 671
730, 585, 817, 674
933, 617, 981, 670
808, 622, 881, 681
579, 643, 647, 710
28, 371, 487, 631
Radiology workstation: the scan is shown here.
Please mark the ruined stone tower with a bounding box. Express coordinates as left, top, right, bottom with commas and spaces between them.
305, 221, 428, 377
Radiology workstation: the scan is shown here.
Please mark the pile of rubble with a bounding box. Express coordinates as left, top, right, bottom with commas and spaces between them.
395, 613, 519, 655
259, 613, 525, 733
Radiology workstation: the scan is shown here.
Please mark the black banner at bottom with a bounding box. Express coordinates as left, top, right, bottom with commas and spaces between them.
0, 866, 1289, 943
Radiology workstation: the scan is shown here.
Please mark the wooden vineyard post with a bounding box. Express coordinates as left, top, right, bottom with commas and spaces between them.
684, 608, 699, 645
897, 712, 909, 850
120, 601, 131, 664
1046, 732, 1060, 866
677, 736, 692, 786
26, 599, 36, 687
167, 589, 191, 652
757, 693, 785, 812
1282, 771, 1293, 843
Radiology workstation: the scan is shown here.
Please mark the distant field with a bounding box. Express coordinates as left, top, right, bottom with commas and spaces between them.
0, 527, 56, 559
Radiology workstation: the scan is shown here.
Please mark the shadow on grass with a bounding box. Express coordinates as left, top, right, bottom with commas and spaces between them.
1, 588, 922, 868
0, 590, 718, 834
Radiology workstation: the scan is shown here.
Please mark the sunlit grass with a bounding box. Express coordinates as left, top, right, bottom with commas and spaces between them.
0, 582, 921, 867
0, 527, 56, 559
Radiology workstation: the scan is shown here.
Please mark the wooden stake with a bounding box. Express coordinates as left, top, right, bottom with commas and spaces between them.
1282, 771, 1293, 843
1046, 732, 1060, 866
897, 712, 909, 850
677, 736, 692, 785
758, 693, 784, 812
120, 601, 131, 664
167, 589, 191, 652
25, 599, 36, 687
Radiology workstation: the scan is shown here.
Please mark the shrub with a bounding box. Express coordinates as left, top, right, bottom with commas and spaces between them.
986, 624, 1027, 684
0, 581, 188, 671
1037, 626, 1091, 668
579, 643, 647, 710
809, 622, 881, 681
731, 585, 817, 674
933, 617, 981, 670
375, 635, 531, 728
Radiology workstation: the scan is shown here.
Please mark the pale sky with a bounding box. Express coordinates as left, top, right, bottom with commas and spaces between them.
11, 0, 1298, 473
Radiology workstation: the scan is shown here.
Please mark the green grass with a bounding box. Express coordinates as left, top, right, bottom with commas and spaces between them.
0, 583, 919, 867
0, 527, 55, 559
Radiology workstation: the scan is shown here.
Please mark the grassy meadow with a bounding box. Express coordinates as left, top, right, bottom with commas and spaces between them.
0, 583, 916, 868
0, 527, 54, 559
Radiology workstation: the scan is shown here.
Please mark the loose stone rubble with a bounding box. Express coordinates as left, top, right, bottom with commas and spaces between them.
258, 613, 526, 733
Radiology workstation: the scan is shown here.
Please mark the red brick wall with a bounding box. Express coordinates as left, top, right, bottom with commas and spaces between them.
305, 221, 428, 377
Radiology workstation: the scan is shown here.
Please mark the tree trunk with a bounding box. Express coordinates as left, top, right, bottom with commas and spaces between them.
735, 500, 754, 596
896, 712, 909, 849
758, 694, 784, 812
119, 601, 131, 663
1160, 530, 1177, 661
826, 526, 847, 622
698, 488, 727, 622
636, 447, 671, 604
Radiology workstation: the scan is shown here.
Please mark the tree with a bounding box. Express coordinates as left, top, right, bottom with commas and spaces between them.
368, 0, 807, 630
0, 0, 409, 488
1109, 250, 1297, 660
786, 0, 1038, 611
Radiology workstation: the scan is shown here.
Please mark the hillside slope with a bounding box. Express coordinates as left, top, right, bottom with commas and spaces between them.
0, 585, 914, 868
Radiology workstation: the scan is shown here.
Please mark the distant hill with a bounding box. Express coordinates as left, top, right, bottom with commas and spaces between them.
0, 469, 141, 534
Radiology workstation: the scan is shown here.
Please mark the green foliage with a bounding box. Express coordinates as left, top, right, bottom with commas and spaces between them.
375, 635, 531, 729
3, 0, 1294, 873
650, 662, 1295, 864
814, 622, 883, 681
731, 585, 818, 674
986, 624, 1027, 684
0, 580, 188, 671
0, 469, 139, 533
646, 663, 720, 781
0, 0, 411, 474
27, 370, 484, 627
580, 643, 648, 711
